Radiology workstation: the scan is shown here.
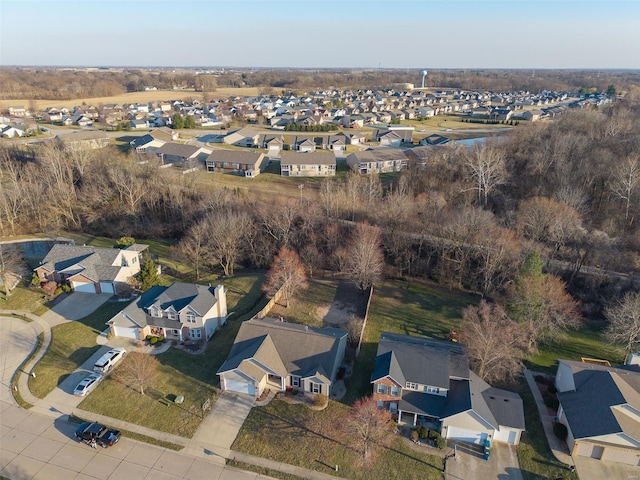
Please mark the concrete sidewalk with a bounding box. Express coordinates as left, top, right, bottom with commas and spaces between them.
4, 311, 345, 479
523, 369, 573, 466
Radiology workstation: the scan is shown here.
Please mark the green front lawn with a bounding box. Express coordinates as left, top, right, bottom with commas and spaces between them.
1, 285, 50, 316
233, 400, 444, 480
78, 272, 268, 437
29, 301, 127, 398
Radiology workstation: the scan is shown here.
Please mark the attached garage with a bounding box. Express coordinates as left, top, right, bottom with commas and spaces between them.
446, 427, 487, 445
493, 428, 520, 445
100, 281, 114, 294
576, 442, 604, 459
111, 325, 140, 340
72, 281, 96, 293
222, 371, 256, 396
601, 446, 640, 466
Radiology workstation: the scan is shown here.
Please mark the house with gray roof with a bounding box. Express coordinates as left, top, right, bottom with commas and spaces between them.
371, 332, 525, 446
217, 317, 347, 398
107, 282, 227, 342
35, 243, 148, 295
155, 142, 211, 168
555, 359, 640, 465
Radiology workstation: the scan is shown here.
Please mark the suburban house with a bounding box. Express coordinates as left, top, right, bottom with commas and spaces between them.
280, 151, 336, 177
217, 317, 347, 398
107, 282, 227, 342
155, 143, 212, 168
205, 150, 266, 177
289, 135, 317, 152
371, 333, 525, 445
420, 134, 450, 146
56, 131, 110, 150
554, 359, 640, 466
257, 133, 284, 156
346, 148, 408, 174
130, 134, 166, 153
35, 243, 148, 295
223, 127, 260, 147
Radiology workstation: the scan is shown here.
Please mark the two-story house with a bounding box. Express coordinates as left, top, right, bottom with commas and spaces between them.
106, 282, 227, 342
280, 152, 336, 177
371, 333, 525, 446
35, 243, 148, 295
205, 150, 266, 177
346, 148, 408, 174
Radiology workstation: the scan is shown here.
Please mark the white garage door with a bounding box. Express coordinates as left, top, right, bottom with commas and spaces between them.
100, 282, 114, 294
224, 378, 255, 396
494, 428, 518, 444
72, 281, 96, 293
113, 325, 139, 340
447, 427, 487, 445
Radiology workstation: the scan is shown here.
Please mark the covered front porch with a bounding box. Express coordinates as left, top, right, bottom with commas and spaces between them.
398, 391, 446, 430
398, 411, 442, 431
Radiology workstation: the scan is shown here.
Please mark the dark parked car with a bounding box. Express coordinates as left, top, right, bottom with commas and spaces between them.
75, 421, 121, 447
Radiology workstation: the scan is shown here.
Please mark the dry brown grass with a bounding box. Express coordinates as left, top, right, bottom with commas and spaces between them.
0, 87, 261, 110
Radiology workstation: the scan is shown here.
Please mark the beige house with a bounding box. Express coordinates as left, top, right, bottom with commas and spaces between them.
35, 243, 148, 294
555, 360, 640, 466
107, 282, 227, 342
217, 317, 347, 398
206, 150, 266, 177
280, 152, 336, 177
346, 148, 408, 174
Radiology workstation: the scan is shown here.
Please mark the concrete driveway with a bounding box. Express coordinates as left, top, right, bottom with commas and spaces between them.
573, 455, 640, 480
445, 441, 523, 480
187, 391, 255, 457
0, 316, 41, 405
41, 293, 112, 327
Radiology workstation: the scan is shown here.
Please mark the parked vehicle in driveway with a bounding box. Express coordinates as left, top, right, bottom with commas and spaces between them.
93, 347, 126, 374
75, 421, 121, 447
73, 373, 102, 396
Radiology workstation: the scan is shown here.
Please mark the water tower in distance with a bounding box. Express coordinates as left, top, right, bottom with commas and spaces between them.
420, 70, 428, 88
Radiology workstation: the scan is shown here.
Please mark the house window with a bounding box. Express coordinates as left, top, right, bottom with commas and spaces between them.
390, 386, 400, 397
389, 402, 398, 414
377, 400, 384, 410
167, 312, 176, 320
189, 329, 201, 339
376, 384, 387, 394
311, 382, 321, 394
186, 312, 196, 323
132, 257, 137, 264
291, 376, 300, 387
426, 386, 440, 394
172, 329, 180, 335
406, 382, 418, 390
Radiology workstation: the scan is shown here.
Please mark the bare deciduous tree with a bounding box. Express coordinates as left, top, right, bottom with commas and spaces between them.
208, 210, 250, 277
608, 154, 640, 226
113, 352, 159, 395
465, 142, 506, 208
263, 247, 308, 308
342, 396, 392, 462
461, 300, 526, 383
178, 219, 211, 280
0, 244, 25, 299
604, 291, 640, 359
346, 223, 384, 293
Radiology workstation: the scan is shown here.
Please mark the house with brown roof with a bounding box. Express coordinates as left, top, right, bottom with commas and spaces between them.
346, 148, 408, 174
155, 142, 212, 168
205, 150, 266, 177
280, 151, 336, 177
217, 317, 347, 398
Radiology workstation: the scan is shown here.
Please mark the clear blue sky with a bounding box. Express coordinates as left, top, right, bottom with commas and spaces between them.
1, 0, 638, 68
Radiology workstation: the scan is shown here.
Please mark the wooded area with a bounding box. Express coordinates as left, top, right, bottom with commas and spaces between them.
1, 90, 639, 339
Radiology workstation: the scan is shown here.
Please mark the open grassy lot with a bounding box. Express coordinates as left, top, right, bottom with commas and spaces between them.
29, 301, 127, 398
233, 399, 444, 480
78, 272, 267, 438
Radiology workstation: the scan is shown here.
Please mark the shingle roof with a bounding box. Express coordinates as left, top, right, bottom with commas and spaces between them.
38, 244, 128, 282
347, 148, 408, 165
217, 318, 346, 382
156, 142, 199, 158
374, 332, 469, 388
280, 152, 336, 166
206, 150, 263, 165
557, 360, 640, 440
148, 282, 217, 316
